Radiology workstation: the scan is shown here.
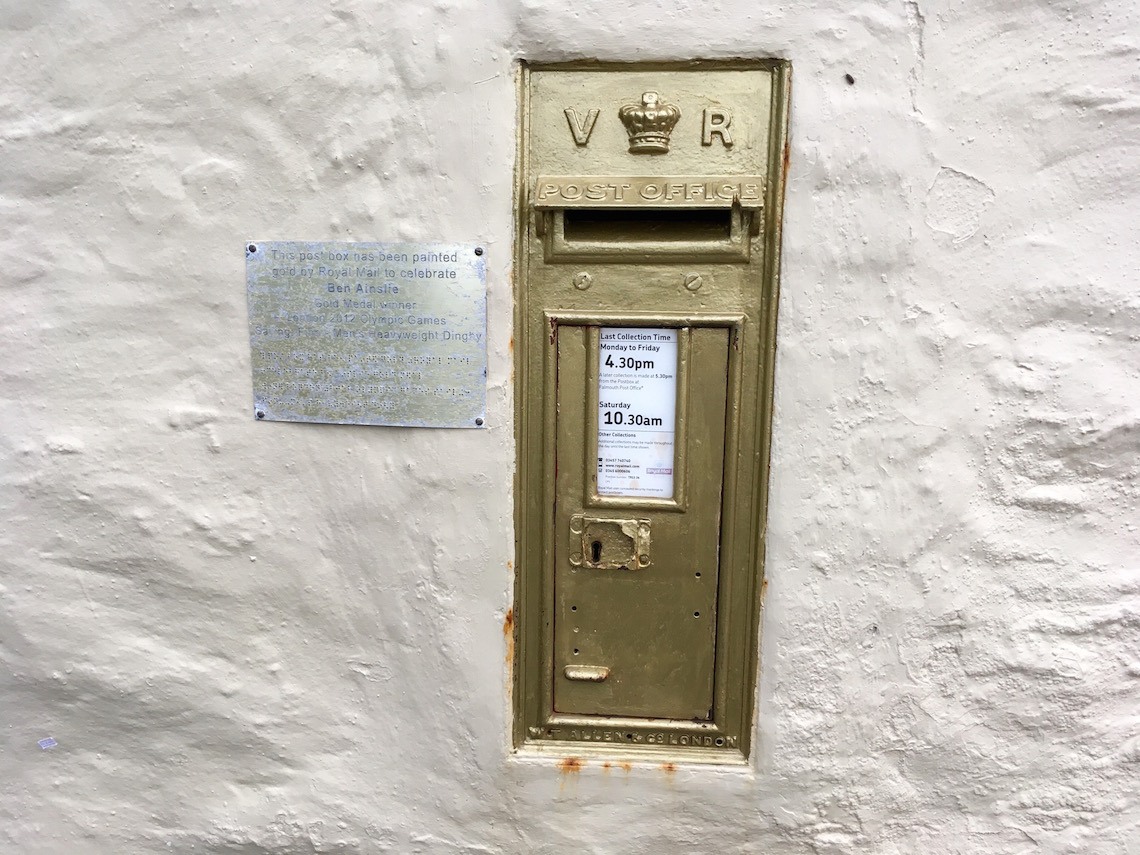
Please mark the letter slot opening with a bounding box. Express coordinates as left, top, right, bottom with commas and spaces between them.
542, 206, 756, 263
563, 208, 733, 244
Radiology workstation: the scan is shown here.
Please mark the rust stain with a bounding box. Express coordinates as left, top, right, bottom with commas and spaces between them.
660, 762, 676, 776
782, 139, 790, 185
559, 757, 584, 774
602, 761, 612, 774
503, 607, 514, 692
619, 761, 632, 773
508, 335, 514, 353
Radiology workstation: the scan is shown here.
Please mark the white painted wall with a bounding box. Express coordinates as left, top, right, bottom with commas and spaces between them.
3, 1, 1138, 852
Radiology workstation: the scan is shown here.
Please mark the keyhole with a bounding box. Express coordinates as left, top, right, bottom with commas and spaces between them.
590, 540, 602, 563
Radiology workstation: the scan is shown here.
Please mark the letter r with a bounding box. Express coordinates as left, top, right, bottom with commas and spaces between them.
702, 108, 733, 147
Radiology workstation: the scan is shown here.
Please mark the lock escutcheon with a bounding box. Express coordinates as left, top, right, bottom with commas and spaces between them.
568, 513, 651, 570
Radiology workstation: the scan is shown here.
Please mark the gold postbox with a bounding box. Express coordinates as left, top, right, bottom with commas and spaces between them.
513, 60, 790, 762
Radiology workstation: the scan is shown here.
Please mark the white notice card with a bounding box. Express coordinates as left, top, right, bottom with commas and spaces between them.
597, 328, 678, 499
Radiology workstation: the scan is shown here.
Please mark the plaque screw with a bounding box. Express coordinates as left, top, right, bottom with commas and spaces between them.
256, 410, 265, 419
247, 243, 257, 254
683, 272, 703, 291
475, 417, 484, 426
844, 73, 855, 85
474, 246, 484, 256
573, 271, 593, 291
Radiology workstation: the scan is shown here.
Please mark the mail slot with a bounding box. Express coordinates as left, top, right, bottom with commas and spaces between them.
513, 60, 791, 762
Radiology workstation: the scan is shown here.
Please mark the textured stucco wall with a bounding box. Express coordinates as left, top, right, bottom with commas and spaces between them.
3, 1, 1138, 853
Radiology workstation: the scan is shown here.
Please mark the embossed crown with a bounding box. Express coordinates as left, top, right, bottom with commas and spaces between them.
618, 91, 681, 154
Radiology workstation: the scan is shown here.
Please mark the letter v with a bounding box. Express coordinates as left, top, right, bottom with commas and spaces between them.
564, 107, 599, 146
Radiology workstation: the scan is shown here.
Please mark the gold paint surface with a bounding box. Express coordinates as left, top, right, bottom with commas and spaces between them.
513, 60, 791, 762
555, 325, 728, 720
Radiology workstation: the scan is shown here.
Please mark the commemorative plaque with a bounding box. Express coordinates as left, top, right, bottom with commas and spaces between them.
245, 241, 486, 427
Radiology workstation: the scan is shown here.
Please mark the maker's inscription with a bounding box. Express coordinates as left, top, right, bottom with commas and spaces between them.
245, 241, 486, 428
539, 727, 737, 749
